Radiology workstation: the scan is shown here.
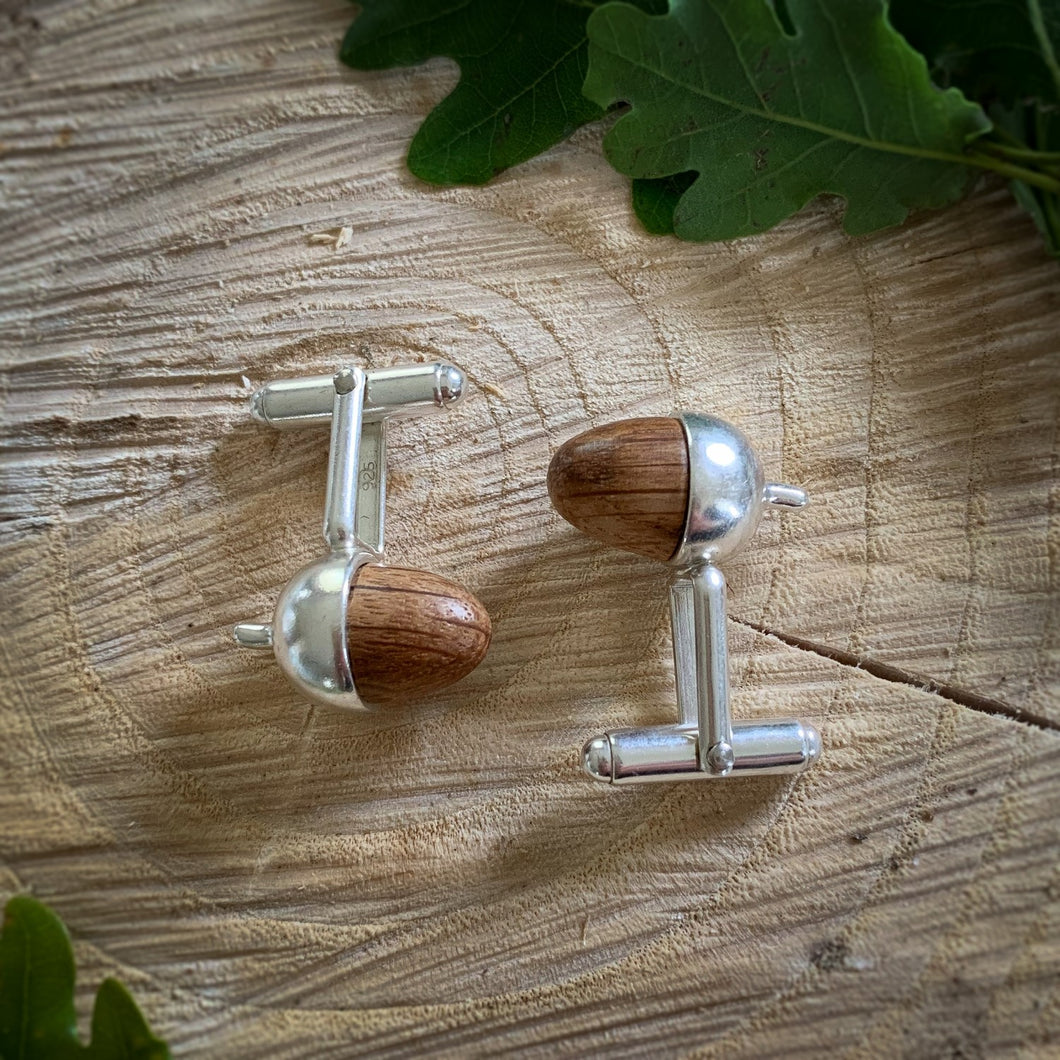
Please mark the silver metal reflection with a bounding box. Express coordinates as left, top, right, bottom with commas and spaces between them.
587, 719, 821, 784
250, 361, 464, 429
582, 412, 820, 784
233, 360, 467, 711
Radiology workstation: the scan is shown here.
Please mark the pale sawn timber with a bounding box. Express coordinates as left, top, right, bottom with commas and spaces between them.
0, 2, 1057, 1057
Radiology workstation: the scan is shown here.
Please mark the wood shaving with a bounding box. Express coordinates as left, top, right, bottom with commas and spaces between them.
308, 226, 353, 250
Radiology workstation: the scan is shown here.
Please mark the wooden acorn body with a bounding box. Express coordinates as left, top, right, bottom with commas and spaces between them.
547, 417, 690, 562
346, 565, 491, 704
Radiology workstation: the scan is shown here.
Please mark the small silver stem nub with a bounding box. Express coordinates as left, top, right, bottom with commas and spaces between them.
323, 366, 366, 552
233, 622, 273, 648
763, 483, 809, 509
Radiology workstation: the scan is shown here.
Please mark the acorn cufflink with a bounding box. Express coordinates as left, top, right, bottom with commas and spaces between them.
235, 363, 490, 710
548, 414, 821, 784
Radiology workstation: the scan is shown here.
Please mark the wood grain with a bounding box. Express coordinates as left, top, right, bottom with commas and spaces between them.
0, 1, 1057, 1057
349, 565, 491, 704
548, 417, 689, 562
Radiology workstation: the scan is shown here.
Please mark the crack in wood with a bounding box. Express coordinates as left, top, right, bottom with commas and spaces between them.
734, 617, 1060, 734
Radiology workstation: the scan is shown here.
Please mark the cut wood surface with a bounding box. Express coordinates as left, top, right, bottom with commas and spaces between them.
1, 1, 1058, 1057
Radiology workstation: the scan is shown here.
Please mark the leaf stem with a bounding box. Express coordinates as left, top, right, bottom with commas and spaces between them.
963, 150, 1060, 193
1028, 0, 1060, 104
975, 140, 1060, 165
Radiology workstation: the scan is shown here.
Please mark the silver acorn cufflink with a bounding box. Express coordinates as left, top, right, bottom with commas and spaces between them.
548, 414, 822, 784
235, 362, 490, 710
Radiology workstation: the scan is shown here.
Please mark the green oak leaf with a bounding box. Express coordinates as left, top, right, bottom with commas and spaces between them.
85, 981, 169, 1060
889, 0, 1060, 108
889, 0, 1060, 257
631, 171, 697, 233
0, 895, 80, 1060
0, 896, 170, 1060
584, 0, 993, 240
340, 0, 666, 185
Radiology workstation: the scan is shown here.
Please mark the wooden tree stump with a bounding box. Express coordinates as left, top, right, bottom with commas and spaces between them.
1, 2, 1057, 1056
